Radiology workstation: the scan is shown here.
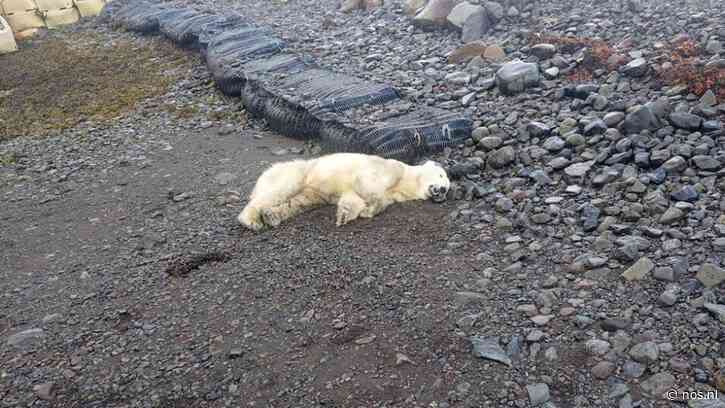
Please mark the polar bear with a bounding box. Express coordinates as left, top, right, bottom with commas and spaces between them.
238, 153, 450, 231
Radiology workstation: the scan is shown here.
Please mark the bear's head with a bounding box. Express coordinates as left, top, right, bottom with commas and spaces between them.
417, 161, 450, 203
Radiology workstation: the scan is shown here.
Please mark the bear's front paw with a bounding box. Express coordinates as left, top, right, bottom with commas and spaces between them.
336, 207, 350, 227
336, 204, 359, 227
260, 208, 282, 228
359, 205, 375, 219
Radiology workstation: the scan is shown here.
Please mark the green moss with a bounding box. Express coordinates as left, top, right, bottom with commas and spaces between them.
0, 153, 17, 166
0, 31, 189, 140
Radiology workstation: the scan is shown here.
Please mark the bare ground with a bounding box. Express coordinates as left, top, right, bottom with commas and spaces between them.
0, 18, 667, 408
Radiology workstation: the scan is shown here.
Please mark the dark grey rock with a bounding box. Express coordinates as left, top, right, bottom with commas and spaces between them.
581, 205, 601, 232
622, 58, 648, 77
639, 372, 675, 399
660, 207, 685, 224
623, 360, 646, 378
461, 9, 492, 43
526, 383, 550, 406
470, 336, 511, 366
604, 111, 625, 127
543, 136, 565, 151
692, 155, 721, 170
662, 156, 687, 173
621, 105, 663, 135
527, 121, 551, 138
489, 146, 515, 168
584, 119, 607, 136
531, 43, 557, 59
495, 61, 540, 95
669, 112, 703, 130
629, 341, 659, 363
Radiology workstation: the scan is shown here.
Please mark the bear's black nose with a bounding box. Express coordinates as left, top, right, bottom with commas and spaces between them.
429, 186, 448, 202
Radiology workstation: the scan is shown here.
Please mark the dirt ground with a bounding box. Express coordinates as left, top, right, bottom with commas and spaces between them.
0, 25, 490, 408
0, 20, 629, 408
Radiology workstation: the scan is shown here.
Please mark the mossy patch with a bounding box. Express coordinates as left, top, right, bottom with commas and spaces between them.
0, 30, 190, 140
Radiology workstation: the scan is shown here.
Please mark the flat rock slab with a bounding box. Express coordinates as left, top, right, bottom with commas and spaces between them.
470, 336, 512, 366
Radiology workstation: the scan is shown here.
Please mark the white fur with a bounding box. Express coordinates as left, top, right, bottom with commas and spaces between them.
238, 153, 450, 231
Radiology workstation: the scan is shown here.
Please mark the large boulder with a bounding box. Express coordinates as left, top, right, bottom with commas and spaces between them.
341, 0, 383, 12
414, 0, 457, 27
364, 0, 383, 8
484, 1, 504, 23
340, 0, 362, 12
461, 8, 493, 42
447, 1, 484, 28
495, 60, 540, 95
620, 100, 670, 135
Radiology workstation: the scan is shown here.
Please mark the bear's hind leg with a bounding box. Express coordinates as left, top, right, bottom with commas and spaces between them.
238, 206, 266, 231
260, 188, 325, 227
336, 192, 366, 226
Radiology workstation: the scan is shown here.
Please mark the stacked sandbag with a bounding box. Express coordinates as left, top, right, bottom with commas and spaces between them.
73, 0, 106, 18
0, 14, 18, 53
1, 0, 46, 37
35, 0, 80, 28
99, 0, 472, 163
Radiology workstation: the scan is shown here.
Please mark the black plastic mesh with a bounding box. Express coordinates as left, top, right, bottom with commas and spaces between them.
359, 109, 472, 163
263, 97, 322, 140
183, 14, 246, 49
241, 68, 403, 142
159, 11, 215, 46
99, 0, 138, 23
101, 4, 472, 161
241, 53, 311, 80
206, 33, 286, 96
239, 54, 312, 116
125, 8, 187, 34
314, 103, 471, 163
319, 121, 365, 154
270, 68, 400, 114
240, 82, 270, 118
197, 18, 252, 57
110, 2, 157, 29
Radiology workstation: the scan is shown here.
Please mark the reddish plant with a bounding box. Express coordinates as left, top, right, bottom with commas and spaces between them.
566, 66, 594, 82
528, 33, 624, 80
659, 39, 725, 101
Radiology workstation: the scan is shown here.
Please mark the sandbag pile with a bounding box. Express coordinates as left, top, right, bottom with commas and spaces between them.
102, 0, 472, 163
0, 14, 18, 53
0, 0, 106, 38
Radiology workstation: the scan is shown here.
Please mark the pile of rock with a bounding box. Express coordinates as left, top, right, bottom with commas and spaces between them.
407, 0, 523, 42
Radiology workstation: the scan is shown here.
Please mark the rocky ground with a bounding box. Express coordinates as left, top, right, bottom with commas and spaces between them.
2, 0, 725, 407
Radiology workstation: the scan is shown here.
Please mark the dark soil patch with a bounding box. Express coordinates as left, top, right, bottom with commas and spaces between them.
0, 30, 188, 140
164, 251, 233, 277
